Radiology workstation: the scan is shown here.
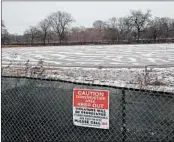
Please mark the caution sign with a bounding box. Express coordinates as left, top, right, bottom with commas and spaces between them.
73, 89, 109, 129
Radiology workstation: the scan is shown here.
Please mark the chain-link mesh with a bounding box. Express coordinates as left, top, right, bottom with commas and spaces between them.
1, 75, 174, 142
1, 60, 174, 141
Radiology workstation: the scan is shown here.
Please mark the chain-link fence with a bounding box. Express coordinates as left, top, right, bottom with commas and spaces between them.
1, 75, 174, 142
1, 60, 174, 141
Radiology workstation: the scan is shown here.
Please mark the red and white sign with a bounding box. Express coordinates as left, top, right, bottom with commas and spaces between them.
73, 89, 109, 129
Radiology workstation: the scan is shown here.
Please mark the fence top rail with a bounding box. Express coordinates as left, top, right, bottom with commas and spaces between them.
2, 75, 174, 97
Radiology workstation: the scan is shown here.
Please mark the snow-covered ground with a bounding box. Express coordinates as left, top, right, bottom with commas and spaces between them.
2, 43, 174, 66
2, 44, 174, 93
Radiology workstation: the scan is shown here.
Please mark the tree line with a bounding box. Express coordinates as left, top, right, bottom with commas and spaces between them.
2, 9, 174, 45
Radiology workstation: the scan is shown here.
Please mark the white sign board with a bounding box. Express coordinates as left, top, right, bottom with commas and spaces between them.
73, 89, 109, 129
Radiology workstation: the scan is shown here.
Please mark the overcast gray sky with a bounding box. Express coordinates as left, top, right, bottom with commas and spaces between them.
2, 1, 174, 35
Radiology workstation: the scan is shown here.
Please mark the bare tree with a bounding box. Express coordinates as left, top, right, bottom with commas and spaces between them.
71, 27, 81, 42
117, 17, 129, 41
129, 10, 151, 41
23, 32, 30, 44
170, 20, 174, 38
104, 17, 119, 42
48, 11, 74, 44
46, 31, 53, 44
93, 20, 105, 30
108, 17, 118, 29
38, 18, 51, 45
93, 20, 106, 41
158, 17, 173, 39
79, 26, 88, 42
24, 26, 38, 45
122, 16, 133, 41
8, 34, 25, 44
146, 17, 161, 41
2, 20, 5, 28
1, 20, 9, 44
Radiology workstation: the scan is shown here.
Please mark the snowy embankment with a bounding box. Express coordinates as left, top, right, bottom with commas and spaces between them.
2, 44, 174, 93
2, 63, 174, 93
46, 67, 174, 93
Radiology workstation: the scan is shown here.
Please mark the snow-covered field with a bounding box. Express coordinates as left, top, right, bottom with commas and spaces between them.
2, 44, 174, 93
2, 43, 174, 66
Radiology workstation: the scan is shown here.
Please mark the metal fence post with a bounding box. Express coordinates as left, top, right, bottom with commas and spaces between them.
121, 89, 127, 142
